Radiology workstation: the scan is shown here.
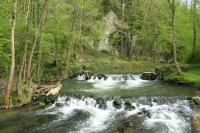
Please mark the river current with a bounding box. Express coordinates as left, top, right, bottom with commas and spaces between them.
0, 74, 199, 133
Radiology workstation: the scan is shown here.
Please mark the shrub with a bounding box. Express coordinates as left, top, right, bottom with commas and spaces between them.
187, 47, 200, 64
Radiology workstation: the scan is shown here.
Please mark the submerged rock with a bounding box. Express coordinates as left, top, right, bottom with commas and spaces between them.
113, 115, 144, 133
138, 108, 151, 118
73, 109, 91, 118
141, 72, 157, 80
113, 99, 122, 109
94, 73, 107, 80
55, 102, 65, 107
37, 102, 46, 109
79, 70, 92, 80
96, 97, 107, 109
125, 100, 135, 111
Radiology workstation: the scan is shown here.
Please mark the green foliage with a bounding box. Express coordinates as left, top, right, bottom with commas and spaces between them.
0, 0, 200, 82
0, 93, 2, 105
187, 47, 200, 64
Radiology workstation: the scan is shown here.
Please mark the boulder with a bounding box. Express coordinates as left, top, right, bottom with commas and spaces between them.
55, 102, 65, 107
113, 115, 144, 133
192, 96, 200, 105
73, 109, 91, 118
79, 70, 92, 80
125, 100, 135, 111
96, 97, 107, 109
192, 113, 200, 131
37, 102, 46, 109
45, 96, 53, 104
113, 99, 122, 109
138, 108, 151, 118
141, 72, 157, 80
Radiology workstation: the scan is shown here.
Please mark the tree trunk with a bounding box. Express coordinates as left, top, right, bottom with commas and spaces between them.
121, 0, 125, 58
192, 0, 197, 51
3, 0, 17, 108
171, 0, 182, 75
79, 0, 83, 54
27, 0, 47, 79
16, 0, 32, 95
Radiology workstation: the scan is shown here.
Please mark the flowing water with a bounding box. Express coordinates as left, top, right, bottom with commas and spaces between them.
0, 74, 199, 133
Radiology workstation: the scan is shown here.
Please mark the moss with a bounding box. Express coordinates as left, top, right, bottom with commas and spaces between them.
37, 102, 46, 108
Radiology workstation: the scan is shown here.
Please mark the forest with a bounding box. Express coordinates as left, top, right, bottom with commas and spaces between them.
0, 0, 200, 133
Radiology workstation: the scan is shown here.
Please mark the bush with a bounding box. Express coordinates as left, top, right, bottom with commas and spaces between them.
187, 47, 200, 64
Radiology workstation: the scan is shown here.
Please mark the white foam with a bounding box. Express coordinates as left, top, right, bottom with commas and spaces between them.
37, 97, 191, 133
84, 74, 152, 91
76, 75, 86, 81
142, 101, 191, 133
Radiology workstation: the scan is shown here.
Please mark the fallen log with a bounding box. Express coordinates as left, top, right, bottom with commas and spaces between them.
32, 82, 62, 105
46, 83, 62, 96
33, 83, 62, 95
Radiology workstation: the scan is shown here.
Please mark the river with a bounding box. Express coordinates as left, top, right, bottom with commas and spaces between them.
0, 74, 199, 133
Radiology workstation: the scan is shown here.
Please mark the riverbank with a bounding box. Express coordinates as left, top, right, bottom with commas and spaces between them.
156, 64, 200, 89
0, 82, 61, 109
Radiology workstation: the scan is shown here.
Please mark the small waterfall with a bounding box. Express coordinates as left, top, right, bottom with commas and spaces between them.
75, 74, 87, 81
75, 74, 152, 90
37, 96, 192, 133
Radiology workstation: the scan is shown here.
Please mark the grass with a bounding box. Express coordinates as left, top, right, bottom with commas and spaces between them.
82, 52, 155, 74
74, 48, 155, 74
159, 64, 200, 87
177, 70, 200, 85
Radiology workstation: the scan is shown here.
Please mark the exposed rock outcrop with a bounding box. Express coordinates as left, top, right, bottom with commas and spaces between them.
98, 11, 121, 53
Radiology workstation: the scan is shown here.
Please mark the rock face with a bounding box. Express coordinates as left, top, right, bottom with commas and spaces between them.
141, 72, 157, 80
98, 11, 121, 53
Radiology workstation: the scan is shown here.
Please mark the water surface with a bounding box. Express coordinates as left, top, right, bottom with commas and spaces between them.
0, 74, 199, 133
